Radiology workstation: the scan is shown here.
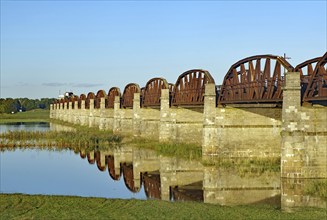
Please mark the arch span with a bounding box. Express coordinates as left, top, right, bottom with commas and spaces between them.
107, 87, 121, 108
122, 83, 141, 108
85, 92, 95, 109
142, 77, 169, 107
218, 55, 293, 105
95, 90, 107, 109
295, 56, 321, 99
78, 94, 86, 109
172, 69, 215, 106
303, 52, 327, 103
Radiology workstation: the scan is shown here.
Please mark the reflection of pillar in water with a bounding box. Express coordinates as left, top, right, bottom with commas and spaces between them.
203, 166, 280, 206
122, 163, 141, 193
113, 146, 133, 176
160, 156, 203, 201
132, 148, 160, 190
95, 151, 107, 172
87, 151, 95, 164
107, 155, 121, 181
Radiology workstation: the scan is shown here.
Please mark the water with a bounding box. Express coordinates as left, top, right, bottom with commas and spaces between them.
0, 122, 50, 133
0, 148, 146, 200
0, 122, 326, 210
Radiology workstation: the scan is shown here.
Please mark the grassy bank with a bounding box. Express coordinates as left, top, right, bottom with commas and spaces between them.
0, 194, 326, 220
0, 109, 49, 123
128, 137, 202, 160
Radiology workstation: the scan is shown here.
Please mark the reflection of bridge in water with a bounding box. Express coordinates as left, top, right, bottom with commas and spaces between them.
77, 146, 326, 211
51, 54, 327, 181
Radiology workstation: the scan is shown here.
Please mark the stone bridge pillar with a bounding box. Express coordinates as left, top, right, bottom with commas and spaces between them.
133, 93, 141, 137
159, 89, 171, 142
113, 96, 121, 133
99, 97, 106, 130
281, 72, 303, 178
80, 100, 87, 126
63, 102, 67, 121
202, 83, 217, 159
50, 104, 54, 119
89, 99, 94, 127
68, 101, 73, 123
74, 100, 78, 124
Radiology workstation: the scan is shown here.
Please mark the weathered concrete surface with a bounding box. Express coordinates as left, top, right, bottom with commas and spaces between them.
281, 72, 327, 178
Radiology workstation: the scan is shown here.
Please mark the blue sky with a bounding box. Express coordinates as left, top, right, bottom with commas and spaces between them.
1, 1, 326, 99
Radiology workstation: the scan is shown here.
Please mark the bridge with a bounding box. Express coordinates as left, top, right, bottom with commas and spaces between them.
50, 52, 327, 179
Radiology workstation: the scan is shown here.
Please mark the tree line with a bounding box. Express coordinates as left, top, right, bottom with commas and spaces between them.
0, 98, 57, 114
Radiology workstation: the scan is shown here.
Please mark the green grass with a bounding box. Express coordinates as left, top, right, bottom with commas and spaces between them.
305, 179, 327, 199
0, 194, 325, 220
0, 127, 122, 151
0, 109, 50, 122
202, 157, 281, 176
127, 137, 202, 160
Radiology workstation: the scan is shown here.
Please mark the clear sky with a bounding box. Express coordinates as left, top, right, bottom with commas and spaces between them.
1, 1, 326, 99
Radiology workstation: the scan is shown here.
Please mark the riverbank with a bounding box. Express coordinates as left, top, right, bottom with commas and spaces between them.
0, 109, 49, 123
0, 194, 326, 220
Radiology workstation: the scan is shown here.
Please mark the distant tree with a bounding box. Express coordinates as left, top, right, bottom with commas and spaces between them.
0, 98, 57, 113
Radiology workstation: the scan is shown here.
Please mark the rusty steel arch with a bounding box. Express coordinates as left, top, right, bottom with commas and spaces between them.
69, 95, 78, 109
60, 98, 68, 109
295, 56, 321, 99
107, 155, 121, 181
122, 83, 141, 108
303, 52, 327, 102
95, 90, 107, 109
122, 163, 141, 193
85, 92, 95, 109
142, 77, 169, 107
107, 87, 121, 108
171, 69, 215, 106
218, 55, 294, 105
78, 94, 86, 109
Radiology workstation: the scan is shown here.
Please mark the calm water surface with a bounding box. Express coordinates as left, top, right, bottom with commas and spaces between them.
0, 148, 146, 199
0, 122, 145, 199
0, 122, 50, 133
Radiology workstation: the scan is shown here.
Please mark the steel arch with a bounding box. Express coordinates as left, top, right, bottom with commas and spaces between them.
122, 83, 141, 108
218, 55, 294, 105
78, 94, 86, 109
142, 77, 169, 107
95, 90, 107, 109
69, 95, 78, 109
172, 69, 215, 106
295, 56, 321, 99
107, 87, 121, 109
85, 92, 95, 109
303, 52, 327, 102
